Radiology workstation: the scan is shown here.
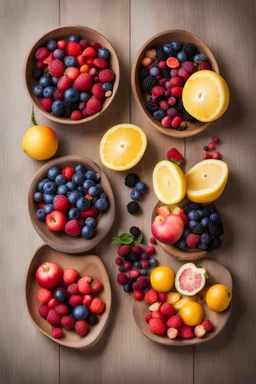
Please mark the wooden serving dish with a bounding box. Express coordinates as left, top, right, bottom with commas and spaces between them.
133, 259, 232, 346
25, 245, 111, 349
28, 155, 115, 254
152, 199, 207, 261
24, 25, 120, 125
131, 30, 219, 138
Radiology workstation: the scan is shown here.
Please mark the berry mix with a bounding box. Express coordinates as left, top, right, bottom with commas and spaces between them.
203, 136, 222, 160
36, 262, 105, 339
34, 164, 109, 239
140, 41, 212, 129
124, 173, 148, 214
32, 34, 115, 120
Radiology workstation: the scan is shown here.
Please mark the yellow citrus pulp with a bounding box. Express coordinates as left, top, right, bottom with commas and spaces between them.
179, 302, 204, 326
150, 266, 175, 292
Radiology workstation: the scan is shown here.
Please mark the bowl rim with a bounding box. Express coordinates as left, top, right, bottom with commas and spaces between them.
24, 24, 120, 125
131, 29, 220, 138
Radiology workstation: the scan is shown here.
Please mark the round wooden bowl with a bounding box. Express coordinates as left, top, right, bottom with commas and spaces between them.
28, 155, 115, 254
24, 25, 120, 125
152, 199, 207, 261
131, 30, 219, 138
133, 258, 232, 346
25, 245, 111, 349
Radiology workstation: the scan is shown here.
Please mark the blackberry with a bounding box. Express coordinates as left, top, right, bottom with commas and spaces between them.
141, 75, 158, 93
184, 202, 202, 215
62, 100, 79, 118
129, 226, 141, 239
125, 173, 139, 188
32, 68, 44, 80
202, 204, 218, 217
140, 67, 148, 79
127, 201, 140, 215
213, 237, 222, 249
158, 94, 166, 102
123, 278, 136, 293
125, 252, 140, 263
207, 240, 215, 252
145, 97, 158, 114
156, 46, 168, 61
192, 223, 205, 235
208, 221, 224, 237
175, 98, 183, 112
162, 66, 171, 79
182, 43, 197, 57
87, 313, 99, 325
183, 108, 196, 123
168, 49, 177, 58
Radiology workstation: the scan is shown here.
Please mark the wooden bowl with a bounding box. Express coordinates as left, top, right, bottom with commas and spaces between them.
131, 30, 219, 138
28, 155, 115, 254
25, 25, 120, 125
152, 199, 207, 261
25, 245, 111, 349
133, 259, 232, 346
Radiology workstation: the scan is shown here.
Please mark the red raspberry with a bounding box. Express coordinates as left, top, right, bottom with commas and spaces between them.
157, 292, 167, 303
54, 195, 69, 212
67, 283, 79, 296
171, 116, 182, 129
115, 257, 123, 266
53, 89, 64, 101
178, 67, 190, 80
77, 55, 85, 67
117, 245, 130, 257
160, 302, 175, 316
170, 76, 184, 87
85, 97, 102, 116
132, 245, 143, 254
48, 298, 59, 309
64, 220, 81, 236
57, 75, 72, 92
74, 73, 93, 92
89, 298, 105, 314
49, 59, 65, 77
201, 319, 213, 331
57, 40, 67, 50
37, 288, 52, 303
178, 325, 194, 339
79, 39, 89, 49
98, 69, 115, 83
93, 58, 107, 69
208, 142, 215, 151
166, 315, 183, 329
46, 309, 61, 326
37, 61, 47, 70
145, 245, 155, 255
82, 47, 97, 57
144, 313, 152, 323
150, 237, 156, 244
133, 276, 149, 291
199, 61, 211, 70
133, 291, 144, 300
55, 303, 69, 316
41, 98, 53, 112
35, 47, 49, 61
186, 233, 200, 248
203, 152, 212, 160
38, 303, 49, 317
181, 61, 197, 74
78, 277, 92, 294
116, 273, 128, 285
74, 320, 88, 337
212, 151, 221, 160
71, 110, 83, 120
151, 310, 166, 322
171, 87, 183, 98
83, 294, 93, 306
158, 61, 166, 70
61, 167, 75, 181
61, 315, 75, 330
66, 42, 82, 57
90, 41, 102, 51
152, 86, 165, 97
52, 328, 63, 339
149, 319, 166, 335
91, 83, 105, 101
63, 268, 78, 284
79, 206, 99, 219
69, 295, 83, 307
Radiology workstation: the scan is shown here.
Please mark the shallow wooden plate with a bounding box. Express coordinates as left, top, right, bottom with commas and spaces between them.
152, 199, 207, 261
25, 245, 111, 349
133, 259, 232, 346
28, 155, 115, 254
131, 29, 219, 138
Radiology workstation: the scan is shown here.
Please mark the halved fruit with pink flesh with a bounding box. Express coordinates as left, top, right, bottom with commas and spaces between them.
175, 263, 207, 296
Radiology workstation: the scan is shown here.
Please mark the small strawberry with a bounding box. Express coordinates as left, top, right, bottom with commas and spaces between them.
91, 280, 103, 293
64, 220, 81, 236
82, 294, 93, 306
99, 69, 115, 83
186, 233, 200, 248
69, 295, 83, 307
65, 66, 80, 81
77, 55, 85, 67
48, 298, 59, 309
61, 166, 75, 181
43, 53, 54, 65
201, 319, 213, 332
91, 83, 105, 101
166, 315, 183, 329
85, 97, 102, 116
144, 313, 152, 323
49, 59, 65, 77
35, 47, 49, 61
167, 327, 178, 339
41, 98, 53, 112
157, 292, 167, 303
93, 58, 107, 69
82, 47, 97, 57
149, 319, 166, 335
133, 291, 144, 300
61, 315, 75, 330
53, 89, 64, 101
117, 245, 130, 257
46, 309, 61, 326
132, 245, 143, 254
151, 310, 166, 322
89, 298, 105, 314
52, 328, 63, 339
63, 268, 78, 284
70, 110, 83, 120
54, 195, 69, 212
178, 325, 194, 339
170, 76, 185, 87
116, 273, 128, 285
199, 61, 211, 70
67, 283, 79, 296
57, 75, 72, 92
55, 303, 69, 316
160, 303, 175, 317
78, 277, 92, 294
37, 288, 52, 303
57, 40, 67, 50
194, 324, 207, 338
66, 42, 82, 57
144, 289, 158, 304
152, 86, 165, 97
74, 73, 93, 92
75, 320, 88, 337
38, 303, 49, 318
166, 147, 184, 165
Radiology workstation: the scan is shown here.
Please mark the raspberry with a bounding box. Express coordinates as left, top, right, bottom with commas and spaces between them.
55, 303, 69, 316
133, 276, 149, 291
94, 58, 107, 69
54, 195, 69, 212
133, 291, 144, 300
37, 288, 52, 303
144, 289, 158, 304
116, 273, 128, 285
63, 268, 78, 284
66, 42, 82, 57
132, 245, 143, 254
38, 303, 49, 317
52, 328, 63, 339
151, 310, 166, 322
79, 39, 89, 49
69, 295, 83, 307
149, 319, 166, 335
83, 294, 93, 306
99, 69, 115, 83
87, 313, 99, 325
61, 316, 75, 330
152, 86, 165, 97
36, 61, 47, 70
166, 315, 183, 329
117, 245, 130, 257
41, 98, 53, 112
178, 67, 190, 80
181, 61, 196, 74
157, 292, 167, 303
46, 309, 61, 326
67, 283, 79, 296
57, 76, 72, 92
186, 233, 200, 248
171, 87, 183, 98
91, 83, 105, 101
74, 320, 89, 336
48, 298, 59, 309
199, 61, 211, 70
71, 110, 83, 120
85, 97, 102, 116
145, 313, 152, 323
64, 220, 81, 236
201, 319, 213, 331
53, 89, 64, 101
49, 59, 65, 77
35, 47, 49, 61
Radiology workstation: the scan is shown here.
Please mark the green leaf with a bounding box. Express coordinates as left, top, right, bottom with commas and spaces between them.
134, 233, 143, 245
31, 109, 38, 126
169, 158, 181, 166
205, 272, 209, 279
111, 232, 134, 245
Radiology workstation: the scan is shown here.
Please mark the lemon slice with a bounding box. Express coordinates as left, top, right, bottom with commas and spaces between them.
182, 70, 230, 122
153, 160, 186, 204
99, 124, 147, 171
185, 159, 229, 203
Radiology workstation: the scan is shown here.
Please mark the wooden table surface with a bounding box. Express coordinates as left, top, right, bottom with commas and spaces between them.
1, 0, 255, 383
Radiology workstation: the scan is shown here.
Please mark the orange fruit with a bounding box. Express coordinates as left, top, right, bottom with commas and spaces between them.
22, 125, 58, 160
180, 302, 204, 326
150, 266, 174, 292
80, 64, 89, 73
206, 284, 232, 312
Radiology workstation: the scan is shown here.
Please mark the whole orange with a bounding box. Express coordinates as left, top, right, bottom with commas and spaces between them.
206, 284, 232, 312
180, 302, 204, 326
150, 266, 174, 292
22, 125, 58, 160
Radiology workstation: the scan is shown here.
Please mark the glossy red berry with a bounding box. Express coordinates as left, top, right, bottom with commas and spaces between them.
203, 152, 212, 160
150, 237, 156, 244
208, 142, 215, 151
115, 257, 123, 266
145, 245, 155, 255
212, 151, 221, 159
211, 136, 219, 144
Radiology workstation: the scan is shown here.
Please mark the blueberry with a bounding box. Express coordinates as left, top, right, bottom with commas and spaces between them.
176, 239, 187, 249
72, 305, 89, 320
188, 210, 200, 221
43, 181, 57, 194
201, 217, 210, 227
204, 146, 209, 151
57, 185, 69, 195
76, 186, 85, 194
34, 191, 43, 203
98, 48, 109, 59
197, 242, 208, 251
94, 198, 108, 211
68, 207, 80, 220
99, 192, 107, 199
119, 266, 125, 273
210, 213, 219, 222
53, 48, 65, 60
33, 85, 43, 96
55, 174, 66, 186
163, 44, 172, 54
182, 227, 191, 238
47, 40, 57, 51
200, 233, 211, 245
52, 100, 63, 116
75, 164, 86, 173
43, 193, 55, 204
68, 191, 82, 204
39, 75, 52, 87
48, 166, 60, 180
171, 41, 182, 51
81, 225, 95, 239
149, 258, 158, 267
69, 34, 80, 42
189, 220, 199, 228
130, 189, 141, 201
80, 92, 90, 102
149, 67, 160, 76
177, 51, 187, 62
64, 87, 80, 102
72, 172, 85, 185
44, 204, 54, 214
102, 82, 113, 91
135, 182, 148, 194
36, 208, 46, 221
123, 283, 132, 293
51, 76, 59, 85
66, 181, 76, 191
141, 269, 148, 276
141, 252, 149, 260
85, 170, 97, 181
76, 197, 90, 211
53, 195, 59, 204
83, 179, 95, 189
88, 185, 101, 196
38, 178, 50, 192
153, 109, 165, 120
194, 53, 206, 63
64, 56, 78, 67
133, 261, 141, 269
85, 218, 96, 228
53, 288, 66, 302
196, 209, 204, 218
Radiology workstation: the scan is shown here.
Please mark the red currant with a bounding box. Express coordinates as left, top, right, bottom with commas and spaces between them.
145, 245, 155, 255
211, 136, 219, 144
203, 152, 212, 160
115, 257, 123, 266
212, 151, 221, 159
208, 142, 215, 151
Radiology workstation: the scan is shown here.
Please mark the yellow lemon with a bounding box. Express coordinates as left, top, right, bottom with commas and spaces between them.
99, 123, 147, 171
182, 70, 230, 122
185, 159, 228, 203
22, 125, 58, 160
153, 160, 186, 204
206, 284, 232, 312
180, 302, 204, 326
150, 266, 174, 292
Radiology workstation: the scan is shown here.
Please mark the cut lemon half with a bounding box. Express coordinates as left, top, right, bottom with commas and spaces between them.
99, 124, 147, 171
182, 70, 230, 122
153, 160, 186, 204
185, 159, 229, 203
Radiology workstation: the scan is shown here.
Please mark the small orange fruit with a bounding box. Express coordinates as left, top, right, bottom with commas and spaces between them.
180, 302, 204, 326
150, 266, 174, 292
206, 284, 232, 312
22, 125, 58, 160
80, 64, 89, 73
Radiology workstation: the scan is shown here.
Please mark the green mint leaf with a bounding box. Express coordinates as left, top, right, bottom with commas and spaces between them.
111, 232, 134, 245
134, 233, 143, 245
205, 272, 209, 279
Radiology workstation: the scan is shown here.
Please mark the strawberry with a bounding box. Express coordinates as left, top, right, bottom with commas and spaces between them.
43, 53, 54, 65
74, 73, 93, 92
80, 207, 99, 219
71, 110, 83, 120
167, 147, 184, 165
37, 288, 52, 303
178, 325, 194, 339
46, 211, 67, 232
52, 328, 63, 339
69, 295, 83, 307
55, 303, 69, 316
144, 313, 152, 323
199, 61, 211, 70
54, 196, 69, 212
77, 55, 85, 67
91, 83, 105, 101
85, 97, 102, 116
53, 89, 64, 101
166, 315, 183, 329
75, 320, 88, 336
38, 303, 49, 317
89, 298, 105, 314
57, 40, 67, 50
99, 69, 114, 83
194, 324, 206, 338
66, 42, 82, 57
41, 98, 53, 112
82, 294, 93, 306
35, 47, 49, 61
90, 41, 102, 51
170, 76, 185, 87
157, 292, 167, 303
152, 86, 165, 97
61, 166, 75, 181
171, 87, 183, 98
91, 280, 103, 293
133, 291, 144, 300
82, 47, 97, 57
78, 277, 92, 294
93, 58, 107, 69
151, 310, 166, 322
67, 283, 79, 296
61, 315, 75, 330
117, 245, 130, 257
116, 273, 128, 285
149, 319, 166, 335
144, 289, 158, 304
63, 268, 78, 284
167, 327, 178, 339
79, 39, 89, 49
48, 298, 59, 309
65, 66, 80, 81
157, 205, 170, 216
57, 75, 72, 92
46, 309, 61, 326
186, 233, 200, 248
49, 59, 65, 77
64, 220, 81, 236
201, 319, 213, 332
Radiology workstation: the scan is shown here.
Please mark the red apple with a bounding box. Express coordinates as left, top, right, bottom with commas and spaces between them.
170, 206, 189, 226
46, 211, 67, 232
36, 262, 63, 289
151, 214, 184, 244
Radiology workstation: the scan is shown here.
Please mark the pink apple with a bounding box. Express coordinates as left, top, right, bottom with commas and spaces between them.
151, 214, 184, 244
36, 262, 63, 289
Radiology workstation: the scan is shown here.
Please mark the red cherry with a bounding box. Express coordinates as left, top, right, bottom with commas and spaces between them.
212, 151, 221, 159
123, 261, 133, 271
115, 257, 123, 266
211, 136, 219, 144
208, 142, 215, 151
203, 152, 212, 160
145, 246, 155, 255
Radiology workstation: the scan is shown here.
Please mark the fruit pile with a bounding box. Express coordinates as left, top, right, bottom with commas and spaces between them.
203, 136, 221, 160
140, 41, 212, 129
32, 34, 115, 120
36, 262, 105, 338
34, 164, 108, 239
124, 173, 148, 215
